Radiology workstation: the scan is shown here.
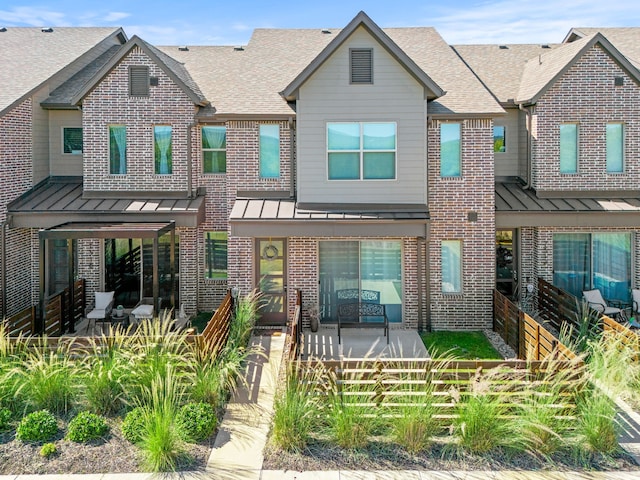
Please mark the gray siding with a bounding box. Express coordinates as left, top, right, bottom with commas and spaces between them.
32, 87, 50, 183
518, 109, 529, 180
50, 110, 83, 176
297, 27, 427, 205
494, 108, 520, 178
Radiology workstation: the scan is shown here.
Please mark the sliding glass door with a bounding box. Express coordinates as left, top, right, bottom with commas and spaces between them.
319, 240, 402, 323
553, 232, 631, 301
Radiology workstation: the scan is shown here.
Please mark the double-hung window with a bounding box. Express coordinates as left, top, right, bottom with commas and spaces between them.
441, 240, 462, 293
606, 123, 624, 173
154, 125, 172, 174
63, 127, 83, 154
327, 122, 396, 180
559, 123, 578, 173
109, 125, 126, 174
260, 124, 280, 178
440, 123, 461, 177
202, 126, 226, 174
204, 232, 228, 279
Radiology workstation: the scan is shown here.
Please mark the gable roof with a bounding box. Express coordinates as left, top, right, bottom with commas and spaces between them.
70, 35, 208, 107
517, 32, 640, 105
281, 11, 443, 102
0, 27, 125, 116
564, 27, 640, 69
453, 43, 561, 104
159, 16, 503, 117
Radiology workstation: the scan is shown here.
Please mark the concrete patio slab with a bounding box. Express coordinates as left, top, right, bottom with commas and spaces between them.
302, 326, 429, 360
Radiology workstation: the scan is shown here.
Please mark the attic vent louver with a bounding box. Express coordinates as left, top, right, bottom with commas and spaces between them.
350, 48, 373, 84
233, 45, 244, 51
41, 27, 53, 33
321, 29, 331, 34
499, 45, 508, 49
0, 27, 6, 32
615, 77, 624, 86
541, 44, 551, 49
129, 65, 149, 96
149, 77, 159, 86
178, 46, 189, 51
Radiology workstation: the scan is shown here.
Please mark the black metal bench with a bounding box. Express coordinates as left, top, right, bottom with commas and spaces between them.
337, 302, 389, 344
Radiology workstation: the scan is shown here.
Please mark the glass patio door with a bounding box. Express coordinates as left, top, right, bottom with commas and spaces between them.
105, 239, 141, 308
256, 239, 287, 325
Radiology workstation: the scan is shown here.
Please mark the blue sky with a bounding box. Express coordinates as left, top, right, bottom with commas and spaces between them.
1, 1, 638, 45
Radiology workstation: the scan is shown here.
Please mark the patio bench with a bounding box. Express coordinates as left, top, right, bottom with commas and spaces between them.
337, 302, 389, 345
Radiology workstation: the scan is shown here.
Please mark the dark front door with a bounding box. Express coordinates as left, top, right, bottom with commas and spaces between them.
256, 238, 287, 325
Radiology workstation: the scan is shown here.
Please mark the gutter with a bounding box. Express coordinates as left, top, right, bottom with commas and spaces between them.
1, 222, 5, 320
289, 116, 295, 199
519, 103, 533, 189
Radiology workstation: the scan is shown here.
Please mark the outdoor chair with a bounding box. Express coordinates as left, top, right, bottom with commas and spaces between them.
629, 289, 640, 329
130, 297, 158, 325
582, 288, 629, 321
85, 291, 115, 334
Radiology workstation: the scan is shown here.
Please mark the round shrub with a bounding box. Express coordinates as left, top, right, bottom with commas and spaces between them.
122, 407, 146, 444
67, 411, 109, 443
0, 407, 11, 432
16, 410, 58, 442
40, 442, 58, 458
175, 402, 217, 442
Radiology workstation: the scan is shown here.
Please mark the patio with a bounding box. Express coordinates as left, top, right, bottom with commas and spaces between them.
300, 325, 429, 360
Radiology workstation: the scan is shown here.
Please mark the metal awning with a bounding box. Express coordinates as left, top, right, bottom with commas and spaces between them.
40, 221, 175, 240
230, 198, 429, 237
8, 177, 205, 228
496, 182, 640, 227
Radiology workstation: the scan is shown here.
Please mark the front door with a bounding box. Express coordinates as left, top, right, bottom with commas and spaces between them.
256, 238, 287, 325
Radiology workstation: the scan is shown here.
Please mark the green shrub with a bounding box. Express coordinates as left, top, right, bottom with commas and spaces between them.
122, 407, 146, 444
0, 407, 11, 432
175, 402, 217, 442
67, 411, 109, 443
578, 389, 619, 455
40, 442, 58, 458
16, 410, 58, 442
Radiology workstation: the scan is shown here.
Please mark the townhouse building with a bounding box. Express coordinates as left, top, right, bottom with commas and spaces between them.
1, 12, 639, 334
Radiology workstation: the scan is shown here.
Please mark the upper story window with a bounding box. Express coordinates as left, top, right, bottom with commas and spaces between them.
606, 123, 624, 173
129, 66, 149, 96
109, 125, 126, 174
327, 122, 396, 180
260, 124, 280, 178
154, 125, 172, 174
493, 125, 506, 153
559, 123, 578, 174
440, 123, 461, 177
63, 127, 83, 154
350, 48, 373, 84
202, 126, 226, 174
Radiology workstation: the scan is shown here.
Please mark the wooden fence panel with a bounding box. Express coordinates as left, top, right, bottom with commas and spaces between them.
493, 290, 519, 352
44, 294, 62, 337
4, 306, 34, 336
200, 291, 233, 356
538, 278, 582, 334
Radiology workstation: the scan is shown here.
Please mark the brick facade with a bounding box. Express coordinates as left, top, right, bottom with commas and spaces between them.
533, 44, 640, 192
427, 118, 495, 330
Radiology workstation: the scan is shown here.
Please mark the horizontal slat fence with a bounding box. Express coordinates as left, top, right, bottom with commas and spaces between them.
538, 278, 582, 335
493, 289, 519, 352
43, 294, 62, 336
199, 290, 233, 357
4, 306, 34, 336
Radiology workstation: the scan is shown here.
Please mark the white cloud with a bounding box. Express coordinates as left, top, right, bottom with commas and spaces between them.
0, 6, 67, 26
104, 12, 131, 22
429, 0, 639, 44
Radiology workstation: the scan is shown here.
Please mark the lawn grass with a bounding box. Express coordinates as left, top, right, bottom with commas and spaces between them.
420, 331, 502, 359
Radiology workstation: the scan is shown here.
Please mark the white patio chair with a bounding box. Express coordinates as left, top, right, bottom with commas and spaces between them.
582, 288, 626, 320
86, 291, 115, 334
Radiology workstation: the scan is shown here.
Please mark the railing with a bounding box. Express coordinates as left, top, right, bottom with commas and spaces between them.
494, 289, 576, 361
3, 306, 34, 336
288, 289, 302, 361
42, 278, 85, 336
537, 278, 582, 335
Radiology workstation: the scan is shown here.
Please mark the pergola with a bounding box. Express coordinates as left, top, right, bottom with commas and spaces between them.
38, 221, 176, 332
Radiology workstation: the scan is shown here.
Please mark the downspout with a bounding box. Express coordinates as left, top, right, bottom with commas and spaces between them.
1, 221, 5, 320
289, 116, 295, 198
519, 103, 533, 189
187, 122, 196, 199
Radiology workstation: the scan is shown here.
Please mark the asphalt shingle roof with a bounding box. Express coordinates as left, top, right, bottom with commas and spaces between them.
567, 27, 640, 68
0, 27, 122, 114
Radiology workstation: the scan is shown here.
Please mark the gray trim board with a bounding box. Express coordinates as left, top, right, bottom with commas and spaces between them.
231, 220, 427, 238
497, 211, 640, 228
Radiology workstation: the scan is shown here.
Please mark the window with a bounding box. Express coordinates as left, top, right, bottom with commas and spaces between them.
260, 124, 280, 178
109, 125, 126, 174
559, 123, 578, 173
202, 126, 226, 174
493, 125, 506, 152
553, 232, 631, 301
319, 240, 402, 323
440, 123, 461, 177
63, 127, 83, 154
350, 48, 373, 84
441, 240, 462, 293
154, 126, 172, 174
327, 122, 396, 180
129, 66, 149, 96
606, 123, 624, 173
204, 232, 227, 279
